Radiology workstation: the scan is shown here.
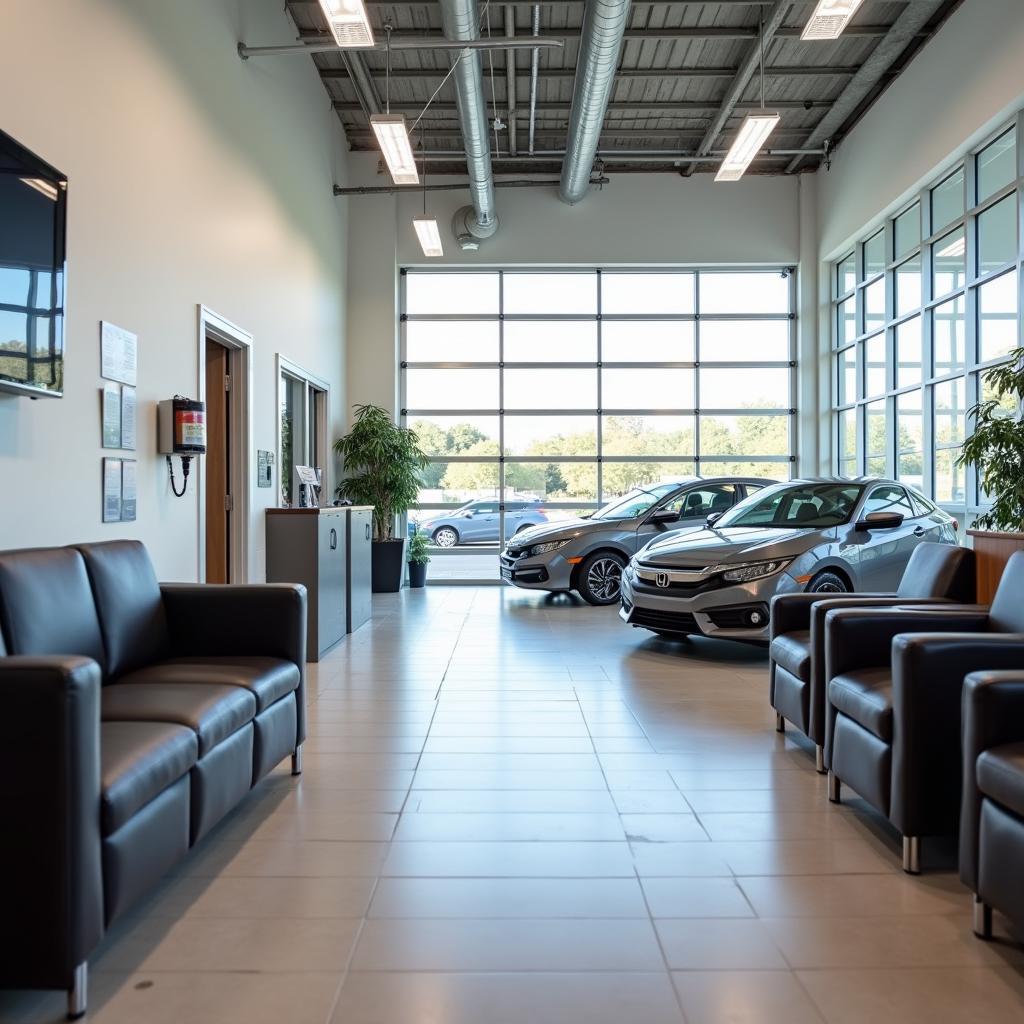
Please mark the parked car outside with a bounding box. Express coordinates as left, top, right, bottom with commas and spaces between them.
619, 478, 959, 643
412, 500, 552, 547
499, 477, 773, 605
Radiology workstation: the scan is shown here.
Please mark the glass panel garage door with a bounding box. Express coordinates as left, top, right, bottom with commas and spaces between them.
402, 268, 797, 583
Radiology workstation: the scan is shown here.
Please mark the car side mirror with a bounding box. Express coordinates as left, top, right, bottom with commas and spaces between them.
855, 510, 904, 531
705, 511, 724, 528
462, 510, 474, 518
650, 509, 678, 527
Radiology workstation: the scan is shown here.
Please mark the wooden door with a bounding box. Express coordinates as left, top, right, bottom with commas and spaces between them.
205, 339, 231, 583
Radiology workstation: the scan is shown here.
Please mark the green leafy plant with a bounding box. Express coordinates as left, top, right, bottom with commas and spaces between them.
407, 531, 431, 565
958, 346, 1024, 532
334, 404, 428, 542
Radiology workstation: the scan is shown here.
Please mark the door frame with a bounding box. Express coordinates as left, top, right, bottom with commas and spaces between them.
275, 354, 331, 507
196, 305, 253, 583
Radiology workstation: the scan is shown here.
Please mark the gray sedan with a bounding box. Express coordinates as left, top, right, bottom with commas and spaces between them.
619, 478, 960, 643
499, 477, 772, 605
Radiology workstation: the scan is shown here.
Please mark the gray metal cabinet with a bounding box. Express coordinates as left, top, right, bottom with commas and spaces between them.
346, 506, 373, 633
265, 508, 348, 661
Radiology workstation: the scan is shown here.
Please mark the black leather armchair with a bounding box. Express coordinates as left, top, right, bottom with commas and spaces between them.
960, 671, 1024, 939
823, 552, 1024, 873
0, 541, 307, 1018
769, 543, 975, 772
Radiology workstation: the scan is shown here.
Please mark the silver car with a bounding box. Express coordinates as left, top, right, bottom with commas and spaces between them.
620, 478, 960, 643
499, 477, 772, 605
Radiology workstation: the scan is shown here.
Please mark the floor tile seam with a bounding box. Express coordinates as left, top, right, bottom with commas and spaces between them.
322, 876, 383, 1024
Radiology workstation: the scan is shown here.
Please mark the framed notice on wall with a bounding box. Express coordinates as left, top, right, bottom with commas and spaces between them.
102, 458, 122, 523
100, 322, 137, 386
121, 385, 137, 450
101, 383, 121, 449
120, 460, 137, 522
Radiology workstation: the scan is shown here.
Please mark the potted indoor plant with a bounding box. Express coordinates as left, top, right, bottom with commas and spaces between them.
334, 404, 428, 593
407, 530, 431, 588
957, 345, 1024, 600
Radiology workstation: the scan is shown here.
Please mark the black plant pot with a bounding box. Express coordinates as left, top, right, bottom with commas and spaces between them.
408, 561, 428, 588
371, 539, 407, 593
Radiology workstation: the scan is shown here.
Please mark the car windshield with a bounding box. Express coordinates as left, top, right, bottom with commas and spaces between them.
590, 483, 682, 521
716, 483, 864, 529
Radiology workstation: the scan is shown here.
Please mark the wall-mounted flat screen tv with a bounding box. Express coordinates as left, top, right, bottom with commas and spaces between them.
0, 129, 67, 397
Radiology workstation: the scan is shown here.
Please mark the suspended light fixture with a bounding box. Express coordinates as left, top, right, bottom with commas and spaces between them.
317, 0, 374, 48
371, 24, 419, 186
716, 7, 778, 182
801, 0, 866, 42
413, 128, 443, 257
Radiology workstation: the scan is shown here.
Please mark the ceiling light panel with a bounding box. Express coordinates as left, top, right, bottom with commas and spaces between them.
371, 115, 420, 185
801, 0, 866, 41
318, 0, 374, 48
414, 217, 444, 257
715, 113, 780, 182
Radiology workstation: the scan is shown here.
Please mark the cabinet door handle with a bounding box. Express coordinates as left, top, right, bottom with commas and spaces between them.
330, 528, 338, 550
365, 523, 371, 541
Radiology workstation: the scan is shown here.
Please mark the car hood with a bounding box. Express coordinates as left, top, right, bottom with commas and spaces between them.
509, 516, 629, 547
637, 525, 825, 567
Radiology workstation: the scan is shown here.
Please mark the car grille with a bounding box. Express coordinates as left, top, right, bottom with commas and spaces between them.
628, 607, 701, 634
631, 576, 722, 596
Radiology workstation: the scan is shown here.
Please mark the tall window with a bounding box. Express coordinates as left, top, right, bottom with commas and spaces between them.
402, 268, 796, 581
831, 119, 1022, 511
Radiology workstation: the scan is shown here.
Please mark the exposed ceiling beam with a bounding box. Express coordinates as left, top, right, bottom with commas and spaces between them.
785, 0, 947, 172
684, 0, 791, 177
317, 65, 859, 81
332, 99, 833, 113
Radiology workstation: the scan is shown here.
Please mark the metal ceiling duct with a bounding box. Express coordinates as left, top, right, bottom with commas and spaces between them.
439, 0, 499, 248
559, 0, 632, 205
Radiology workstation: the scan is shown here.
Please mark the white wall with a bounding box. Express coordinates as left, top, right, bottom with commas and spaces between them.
344, 153, 815, 462
0, 0, 349, 581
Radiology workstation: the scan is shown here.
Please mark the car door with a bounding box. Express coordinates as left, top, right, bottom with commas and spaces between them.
502, 503, 526, 541
467, 503, 499, 543
855, 485, 920, 590
634, 484, 738, 551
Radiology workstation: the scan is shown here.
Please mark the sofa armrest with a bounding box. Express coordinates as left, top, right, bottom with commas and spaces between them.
960, 672, 1024, 891
160, 583, 308, 743
890, 635, 1024, 838
824, 606, 989, 682
0, 657, 104, 991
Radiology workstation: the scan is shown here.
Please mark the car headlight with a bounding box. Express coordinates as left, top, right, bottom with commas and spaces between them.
719, 559, 791, 583
527, 539, 571, 557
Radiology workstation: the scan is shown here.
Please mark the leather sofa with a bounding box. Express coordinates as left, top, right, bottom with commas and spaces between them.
960, 671, 1024, 940
0, 541, 307, 1018
822, 550, 1024, 874
769, 543, 975, 772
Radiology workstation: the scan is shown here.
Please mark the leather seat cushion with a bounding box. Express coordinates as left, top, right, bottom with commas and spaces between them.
102, 683, 256, 757
771, 631, 811, 681
119, 657, 299, 712
829, 668, 894, 742
977, 742, 1024, 821
101, 721, 198, 835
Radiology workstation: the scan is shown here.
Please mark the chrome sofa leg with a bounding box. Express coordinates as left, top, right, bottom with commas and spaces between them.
827, 771, 841, 803
291, 744, 303, 776
973, 895, 993, 939
775, 712, 785, 733
902, 835, 921, 875
815, 745, 825, 774
67, 962, 87, 1020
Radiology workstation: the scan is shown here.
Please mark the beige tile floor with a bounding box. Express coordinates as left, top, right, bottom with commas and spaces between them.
4, 586, 1024, 1023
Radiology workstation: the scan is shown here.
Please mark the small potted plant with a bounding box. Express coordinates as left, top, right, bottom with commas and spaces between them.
407, 530, 431, 588
334, 404, 428, 593
957, 345, 1024, 599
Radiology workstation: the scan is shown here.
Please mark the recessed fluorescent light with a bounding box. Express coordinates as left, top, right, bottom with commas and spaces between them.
936, 235, 966, 259
317, 0, 374, 48
801, 0, 866, 41
19, 177, 60, 201
371, 114, 419, 185
414, 217, 443, 257
715, 113, 780, 182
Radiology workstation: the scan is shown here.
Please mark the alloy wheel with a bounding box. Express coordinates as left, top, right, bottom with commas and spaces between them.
433, 528, 458, 548
586, 557, 623, 602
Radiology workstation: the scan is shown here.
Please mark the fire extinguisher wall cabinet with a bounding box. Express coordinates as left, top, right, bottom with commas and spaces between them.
346, 506, 374, 634
265, 508, 348, 661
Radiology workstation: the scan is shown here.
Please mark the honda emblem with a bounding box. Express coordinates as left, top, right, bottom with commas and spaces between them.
655, 572, 670, 589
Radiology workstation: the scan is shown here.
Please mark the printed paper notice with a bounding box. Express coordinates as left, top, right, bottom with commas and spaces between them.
120, 386, 137, 450
121, 460, 137, 522
101, 383, 121, 448
100, 322, 138, 386
103, 458, 122, 523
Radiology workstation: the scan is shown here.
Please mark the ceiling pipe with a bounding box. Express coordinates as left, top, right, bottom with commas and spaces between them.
505, 7, 518, 157
439, 0, 499, 249
528, 5, 541, 155
786, 0, 946, 172
237, 37, 563, 57
334, 178, 609, 196
559, 0, 632, 204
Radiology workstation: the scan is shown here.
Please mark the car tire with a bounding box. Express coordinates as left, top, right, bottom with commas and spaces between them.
513, 524, 531, 534
806, 570, 849, 594
576, 552, 626, 606
432, 527, 459, 548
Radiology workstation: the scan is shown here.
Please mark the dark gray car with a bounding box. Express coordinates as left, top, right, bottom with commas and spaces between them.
500, 477, 773, 605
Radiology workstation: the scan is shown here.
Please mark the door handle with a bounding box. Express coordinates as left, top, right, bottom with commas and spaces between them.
329, 528, 338, 550
365, 523, 371, 541
913, 526, 926, 537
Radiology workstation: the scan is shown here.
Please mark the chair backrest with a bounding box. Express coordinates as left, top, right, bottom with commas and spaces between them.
989, 550, 1024, 633
896, 542, 976, 601
0, 547, 106, 670
76, 541, 169, 678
